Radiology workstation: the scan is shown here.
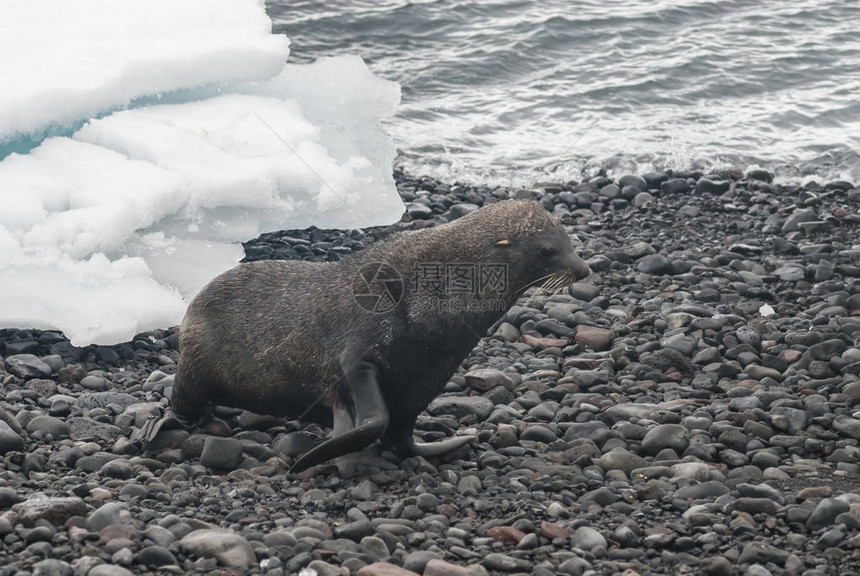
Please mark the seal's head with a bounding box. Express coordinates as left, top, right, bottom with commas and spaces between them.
451, 200, 590, 296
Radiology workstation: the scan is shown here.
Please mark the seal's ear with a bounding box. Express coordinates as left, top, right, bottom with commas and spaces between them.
496, 240, 510, 246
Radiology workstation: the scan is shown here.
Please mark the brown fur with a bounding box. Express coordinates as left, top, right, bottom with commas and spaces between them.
170, 200, 590, 450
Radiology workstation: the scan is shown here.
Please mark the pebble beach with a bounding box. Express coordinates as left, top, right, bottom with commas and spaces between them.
1, 168, 860, 576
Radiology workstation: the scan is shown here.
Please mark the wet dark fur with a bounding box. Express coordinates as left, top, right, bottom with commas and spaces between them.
171, 200, 590, 451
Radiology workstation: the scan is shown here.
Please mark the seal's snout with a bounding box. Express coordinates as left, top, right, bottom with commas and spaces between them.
565, 252, 591, 281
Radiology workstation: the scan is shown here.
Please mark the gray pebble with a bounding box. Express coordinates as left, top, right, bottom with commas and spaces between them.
77, 392, 137, 411
143, 525, 175, 548
806, 498, 850, 530
359, 536, 390, 561
333, 520, 373, 541
427, 396, 494, 420
558, 556, 592, 576
199, 436, 243, 469
572, 526, 607, 550
521, 425, 557, 443
738, 541, 789, 565
32, 559, 73, 576
637, 254, 673, 275
80, 375, 109, 391
674, 481, 729, 502
26, 415, 70, 440
599, 449, 649, 475
180, 529, 256, 569
641, 424, 689, 455
87, 502, 124, 532
0, 420, 25, 454
482, 553, 531, 572
136, 544, 176, 567
5, 354, 53, 379
832, 416, 860, 440
88, 566, 134, 576
404, 550, 442, 572
68, 417, 123, 442
464, 368, 515, 391
12, 495, 87, 527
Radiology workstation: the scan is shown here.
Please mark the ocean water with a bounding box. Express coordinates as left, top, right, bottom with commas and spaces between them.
269, 0, 860, 186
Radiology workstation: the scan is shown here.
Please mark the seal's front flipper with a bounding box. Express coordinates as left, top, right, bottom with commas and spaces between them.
290, 360, 389, 474
133, 409, 198, 444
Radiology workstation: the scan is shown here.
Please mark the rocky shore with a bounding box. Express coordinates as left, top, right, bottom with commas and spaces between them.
1, 167, 859, 576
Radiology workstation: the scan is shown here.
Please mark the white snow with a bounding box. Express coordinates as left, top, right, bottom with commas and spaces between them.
0, 2, 404, 346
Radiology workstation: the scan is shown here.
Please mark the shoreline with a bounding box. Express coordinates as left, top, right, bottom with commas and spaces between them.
1, 168, 860, 575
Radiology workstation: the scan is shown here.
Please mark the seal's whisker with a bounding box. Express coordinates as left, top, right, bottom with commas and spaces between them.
523, 270, 577, 307
540, 278, 557, 293
514, 272, 557, 298
519, 271, 569, 310
544, 273, 567, 292
540, 277, 555, 291
529, 272, 558, 289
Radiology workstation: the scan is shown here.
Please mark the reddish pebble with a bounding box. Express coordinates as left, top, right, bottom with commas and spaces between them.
540, 521, 569, 540
487, 525, 526, 544
357, 562, 420, 576
424, 559, 472, 576
522, 334, 568, 348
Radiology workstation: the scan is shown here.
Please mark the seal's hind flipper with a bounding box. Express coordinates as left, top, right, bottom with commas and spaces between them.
133, 410, 197, 445
290, 415, 388, 473
410, 434, 476, 457
290, 359, 389, 474
386, 425, 476, 458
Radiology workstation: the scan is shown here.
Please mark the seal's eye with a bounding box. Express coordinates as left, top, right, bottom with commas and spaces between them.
540, 246, 557, 258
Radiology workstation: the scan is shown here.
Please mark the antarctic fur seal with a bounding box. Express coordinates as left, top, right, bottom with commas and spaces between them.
140, 200, 590, 472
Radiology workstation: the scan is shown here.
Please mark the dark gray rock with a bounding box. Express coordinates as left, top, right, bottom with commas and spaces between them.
26, 415, 70, 440
806, 498, 850, 530
87, 502, 124, 532
661, 178, 690, 194
641, 424, 690, 455
199, 436, 243, 469
68, 417, 123, 442
619, 174, 647, 190
32, 559, 74, 576
272, 431, 318, 458
427, 396, 494, 420
674, 481, 729, 501
482, 553, 531, 572
404, 550, 442, 573
696, 178, 730, 194
781, 208, 818, 232
4, 354, 52, 379
572, 526, 607, 550
12, 496, 88, 527
179, 529, 256, 569
464, 368, 515, 391
76, 392, 137, 411
637, 254, 673, 275
136, 545, 177, 567
0, 420, 24, 454
738, 541, 789, 565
